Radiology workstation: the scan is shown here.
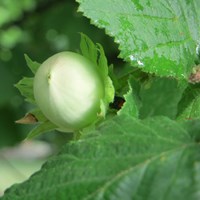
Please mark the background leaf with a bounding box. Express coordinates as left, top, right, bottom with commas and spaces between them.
178, 95, 200, 120
2, 115, 200, 200
77, 0, 200, 78
177, 84, 200, 120
139, 77, 187, 119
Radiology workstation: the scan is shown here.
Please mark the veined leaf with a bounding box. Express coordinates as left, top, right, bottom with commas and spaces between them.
2, 115, 200, 200
77, 0, 200, 79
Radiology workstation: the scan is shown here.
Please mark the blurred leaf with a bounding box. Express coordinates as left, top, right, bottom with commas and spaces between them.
0, 106, 22, 147
0, 27, 23, 48
3, 115, 200, 199
0, 0, 36, 26
77, 0, 200, 78
0, 157, 44, 196
0, 64, 15, 106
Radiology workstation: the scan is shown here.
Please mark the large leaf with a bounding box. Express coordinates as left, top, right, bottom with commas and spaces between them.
2, 115, 200, 200
77, 0, 200, 79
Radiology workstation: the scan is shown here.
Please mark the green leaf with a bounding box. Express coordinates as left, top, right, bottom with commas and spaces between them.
139, 77, 187, 119
77, 0, 200, 79
182, 119, 200, 142
80, 33, 98, 64
15, 54, 40, 104
26, 121, 57, 139
2, 115, 200, 200
24, 54, 40, 74
97, 43, 108, 78
15, 77, 35, 104
30, 109, 48, 122
178, 95, 200, 120
118, 79, 140, 117
177, 84, 200, 120
80, 33, 114, 109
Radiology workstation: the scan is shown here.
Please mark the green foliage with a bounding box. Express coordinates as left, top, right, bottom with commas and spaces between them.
14, 55, 58, 139
15, 77, 35, 104
0, 0, 113, 147
24, 54, 40, 74
2, 0, 200, 199
77, 0, 200, 79
0, 0, 36, 48
177, 84, 200, 120
26, 121, 57, 139
2, 115, 200, 199
118, 79, 140, 117
139, 77, 187, 119
15, 35, 114, 139
80, 33, 115, 109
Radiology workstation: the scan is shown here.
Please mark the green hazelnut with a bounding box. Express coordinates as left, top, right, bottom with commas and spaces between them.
33, 51, 105, 132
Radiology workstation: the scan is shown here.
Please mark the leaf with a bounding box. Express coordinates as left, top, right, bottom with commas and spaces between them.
26, 121, 57, 139
2, 115, 200, 200
139, 77, 187, 119
80, 33, 115, 108
77, 0, 200, 79
182, 119, 200, 142
118, 79, 140, 117
177, 84, 200, 120
15, 76, 58, 139
24, 54, 40, 74
15, 54, 40, 104
97, 43, 108, 78
15, 77, 35, 104
30, 109, 48, 122
80, 33, 98, 64
178, 95, 200, 120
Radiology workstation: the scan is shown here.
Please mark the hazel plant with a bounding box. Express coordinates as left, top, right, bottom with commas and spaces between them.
16, 34, 115, 138
34, 52, 105, 132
